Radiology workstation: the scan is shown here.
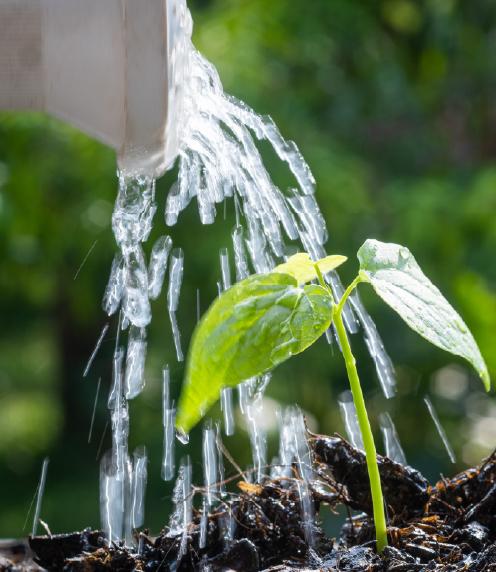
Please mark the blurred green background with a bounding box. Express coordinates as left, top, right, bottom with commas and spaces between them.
0, 0, 495, 537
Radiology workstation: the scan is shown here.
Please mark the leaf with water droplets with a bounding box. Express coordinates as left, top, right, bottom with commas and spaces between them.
176, 272, 333, 433
274, 253, 347, 285
358, 239, 490, 391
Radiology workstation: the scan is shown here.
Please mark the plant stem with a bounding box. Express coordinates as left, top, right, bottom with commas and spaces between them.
314, 265, 336, 304
314, 265, 388, 550
336, 275, 363, 314
333, 306, 388, 552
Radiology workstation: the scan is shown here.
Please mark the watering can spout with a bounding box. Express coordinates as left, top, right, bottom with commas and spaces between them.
0, 0, 188, 178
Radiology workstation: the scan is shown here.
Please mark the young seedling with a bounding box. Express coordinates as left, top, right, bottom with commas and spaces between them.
176, 239, 490, 552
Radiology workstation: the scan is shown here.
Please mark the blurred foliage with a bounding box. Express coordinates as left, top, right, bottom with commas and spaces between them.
0, 0, 495, 537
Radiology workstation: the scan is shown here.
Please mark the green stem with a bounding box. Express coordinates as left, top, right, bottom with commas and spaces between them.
315, 264, 387, 550
333, 306, 388, 552
336, 275, 363, 314
314, 264, 336, 303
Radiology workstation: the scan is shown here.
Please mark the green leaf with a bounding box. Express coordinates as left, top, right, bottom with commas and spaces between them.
274, 253, 347, 285
176, 272, 333, 433
358, 239, 490, 391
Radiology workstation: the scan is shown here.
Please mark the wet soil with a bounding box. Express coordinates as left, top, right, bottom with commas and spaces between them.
10, 433, 496, 571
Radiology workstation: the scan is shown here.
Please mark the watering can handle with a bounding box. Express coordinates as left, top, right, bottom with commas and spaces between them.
0, 0, 183, 177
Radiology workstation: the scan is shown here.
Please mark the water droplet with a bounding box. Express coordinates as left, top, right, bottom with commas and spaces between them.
176, 428, 190, 445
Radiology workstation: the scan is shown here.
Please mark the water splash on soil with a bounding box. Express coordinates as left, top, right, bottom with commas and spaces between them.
31, 457, 49, 537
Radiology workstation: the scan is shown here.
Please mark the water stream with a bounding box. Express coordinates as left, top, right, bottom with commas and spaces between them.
83, 323, 109, 378
424, 396, 456, 463
96, 0, 399, 547
31, 457, 49, 537
379, 412, 407, 465
338, 390, 364, 451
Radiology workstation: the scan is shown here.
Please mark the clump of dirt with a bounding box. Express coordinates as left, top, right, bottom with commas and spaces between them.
311, 433, 496, 571
23, 433, 496, 571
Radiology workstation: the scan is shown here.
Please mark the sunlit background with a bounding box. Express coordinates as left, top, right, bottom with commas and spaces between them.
0, 0, 495, 537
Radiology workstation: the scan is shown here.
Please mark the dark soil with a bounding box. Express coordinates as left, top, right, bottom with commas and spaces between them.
9, 433, 496, 571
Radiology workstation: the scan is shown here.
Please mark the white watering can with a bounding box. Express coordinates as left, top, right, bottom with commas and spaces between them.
0, 0, 189, 177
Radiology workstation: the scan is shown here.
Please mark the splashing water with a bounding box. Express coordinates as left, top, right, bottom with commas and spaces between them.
162, 364, 171, 414
245, 401, 268, 483
167, 248, 184, 313
276, 407, 315, 545
110, 384, 129, 481
168, 456, 193, 561
162, 408, 176, 482
100, 320, 147, 544
100, 447, 148, 546
199, 499, 208, 549
130, 447, 148, 532
163, 0, 396, 402
124, 326, 147, 400
236, 378, 269, 482
165, 0, 322, 270
32, 457, 49, 537
148, 235, 172, 300
100, 450, 126, 543
219, 507, 236, 547
231, 225, 250, 281
169, 310, 184, 362
202, 424, 218, 506
110, 173, 156, 329
350, 293, 396, 398
162, 366, 176, 481
277, 407, 313, 482
220, 387, 235, 436
88, 377, 101, 444
95, 0, 399, 545
424, 396, 456, 463
102, 254, 125, 317
167, 248, 185, 362
238, 379, 254, 415
379, 412, 407, 465
83, 323, 109, 378
338, 390, 364, 451
168, 457, 193, 541
296, 479, 315, 548
215, 423, 227, 496
219, 247, 232, 291
107, 346, 124, 410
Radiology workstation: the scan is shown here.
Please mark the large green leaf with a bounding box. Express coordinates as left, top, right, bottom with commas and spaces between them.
176, 272, 333, 433
358, 239, 490, 391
